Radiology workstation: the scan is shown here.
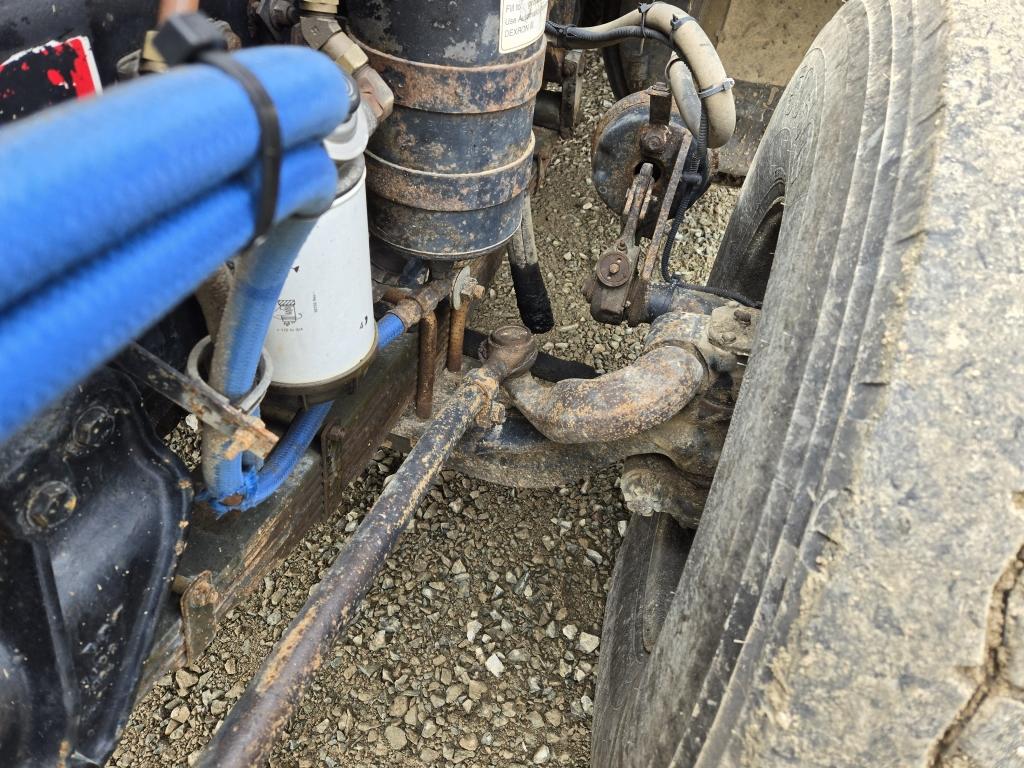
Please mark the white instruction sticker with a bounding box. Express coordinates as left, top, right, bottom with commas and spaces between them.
499, 0, 547, 53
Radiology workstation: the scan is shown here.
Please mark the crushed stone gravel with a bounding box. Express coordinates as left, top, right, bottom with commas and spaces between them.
119, 54, 737, 768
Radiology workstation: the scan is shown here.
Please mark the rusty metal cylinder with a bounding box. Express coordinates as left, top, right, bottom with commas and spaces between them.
347, 0, 546, 260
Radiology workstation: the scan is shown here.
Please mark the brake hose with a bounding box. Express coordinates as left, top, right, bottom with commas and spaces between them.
658, 109, 761, 309
548, 3, 736, 148
545, 21, 678, 53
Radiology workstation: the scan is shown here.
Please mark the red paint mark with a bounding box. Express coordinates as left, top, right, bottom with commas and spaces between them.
67, 38, 97, 97
0, 36, 102, 122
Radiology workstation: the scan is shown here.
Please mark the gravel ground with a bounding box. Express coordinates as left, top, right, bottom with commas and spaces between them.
113, 56, 737, 768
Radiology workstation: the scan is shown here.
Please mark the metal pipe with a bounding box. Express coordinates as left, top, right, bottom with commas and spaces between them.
380, 285, 411, 304
503, 346, 706, 444
195, 327, 535, 768
416, 310, 438, 418
447, 303, 469, 373
389, 278, 452, 330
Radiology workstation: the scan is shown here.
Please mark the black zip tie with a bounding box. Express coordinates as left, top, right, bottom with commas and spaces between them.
638, 3, 652, 51
154, 12, 282, 250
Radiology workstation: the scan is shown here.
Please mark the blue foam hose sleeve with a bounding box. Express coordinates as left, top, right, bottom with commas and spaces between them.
377, 312, 407, 349
201, 215, 322, 498
0, 143, 338, 444
216, 400, 334, 513
0, 46, 348, 309
201, 316, 409, 514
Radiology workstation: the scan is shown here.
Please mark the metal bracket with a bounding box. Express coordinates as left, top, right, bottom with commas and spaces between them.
707, 302, 760, 357
175, 571, 220, 668
627, 131, 694, 326
114, 342, 278, 460
584, 163, 655, 324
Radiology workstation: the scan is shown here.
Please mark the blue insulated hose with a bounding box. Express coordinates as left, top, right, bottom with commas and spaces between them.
0, 143, 338, 444
201, 315, 409, 515
376, 312, 407, 349
201, 215, 323, 500
0, 44, 348, 445
0, 45, 348, 309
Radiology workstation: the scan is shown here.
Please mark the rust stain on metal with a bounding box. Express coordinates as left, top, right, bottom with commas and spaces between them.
359, 40, 545, 114
505, 346, 706, 443
628, 133, 694, 326
504, 311, 709, 444
447, 303, 469, 373
254, 601, 323, 694
180, 571, 220, 667
364, 136, 535, 213
416, 310, 438, 419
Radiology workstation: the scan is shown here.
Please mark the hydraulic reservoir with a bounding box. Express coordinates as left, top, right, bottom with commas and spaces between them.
265, 155, 376, 401
346, 0, 546, 261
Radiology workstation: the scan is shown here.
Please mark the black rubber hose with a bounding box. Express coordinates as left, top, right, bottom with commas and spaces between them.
661, 108, 708, 281
668, 279, 761, 308
655, 107, 761, 307
506, 198, 555, 334
509, 262, 556, 334
464, 329, 599, 382
545, 21, 677, 54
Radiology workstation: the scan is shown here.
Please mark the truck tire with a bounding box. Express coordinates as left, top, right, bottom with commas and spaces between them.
593, 1, 1024, 766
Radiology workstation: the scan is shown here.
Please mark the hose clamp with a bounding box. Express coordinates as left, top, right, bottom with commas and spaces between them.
698, 77, 735, 99
186, 336, 274, 415
670, 14, 696, 31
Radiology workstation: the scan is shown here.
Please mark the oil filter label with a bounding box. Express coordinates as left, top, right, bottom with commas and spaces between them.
499, 0, 547, 53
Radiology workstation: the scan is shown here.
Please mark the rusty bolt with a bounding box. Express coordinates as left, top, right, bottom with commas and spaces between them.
733, 309, 752, 325
459, 277, 486, 303
24, 480, 77, 531
73, 405, 115, 450
616, 241, 627, 251
220, 493, 245, 508
641, 132, 666, 154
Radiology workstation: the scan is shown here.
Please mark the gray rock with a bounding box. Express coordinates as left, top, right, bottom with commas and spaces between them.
384, 724, 407, 751
484, 654, 505, 678
174, 670, 198, 690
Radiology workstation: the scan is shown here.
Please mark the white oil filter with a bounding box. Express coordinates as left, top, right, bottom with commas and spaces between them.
266, 167, 376, 399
